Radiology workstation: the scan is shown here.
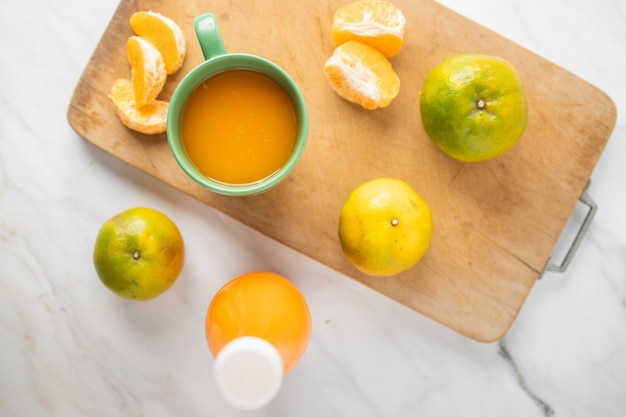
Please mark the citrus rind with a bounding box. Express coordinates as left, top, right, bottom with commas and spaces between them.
93, 207, 184, 301
338, 178, 433, 276
420, 54, 528, 162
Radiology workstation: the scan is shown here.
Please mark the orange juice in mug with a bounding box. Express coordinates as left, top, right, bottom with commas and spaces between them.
167, 13, 308, 196
181, 69, 298, 185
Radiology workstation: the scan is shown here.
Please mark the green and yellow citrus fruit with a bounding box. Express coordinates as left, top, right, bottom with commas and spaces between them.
420, 54, 528, 162
338, 178, 433, 276
93, 207, 184, 300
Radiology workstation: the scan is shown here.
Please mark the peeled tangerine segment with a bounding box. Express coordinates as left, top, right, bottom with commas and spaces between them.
127, 35, 167, 108
109, 78, 168, 135
324, 40, 400, 110
129, 11, 187, 75
332, 0, 406, 57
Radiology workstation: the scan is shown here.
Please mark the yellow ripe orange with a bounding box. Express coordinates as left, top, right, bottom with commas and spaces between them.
332, 0, 406, 58
109, 78, 168, 134
129, 11, 186, 75
93, 207, 184, 301
338, 178, 433, 276
127, 35, 166, 108
420, 54, 528, 162
324, 40, 400, 110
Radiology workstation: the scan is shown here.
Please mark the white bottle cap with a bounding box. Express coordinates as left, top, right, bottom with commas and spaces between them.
214, 336, 284, 410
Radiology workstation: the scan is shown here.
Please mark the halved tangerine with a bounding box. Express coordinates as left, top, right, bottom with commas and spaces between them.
324, 40, 400, 110
109, 78, 168, 135
332, 0, 406, 58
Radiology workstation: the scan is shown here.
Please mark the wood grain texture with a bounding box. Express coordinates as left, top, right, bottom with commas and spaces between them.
67, 0, 616, 341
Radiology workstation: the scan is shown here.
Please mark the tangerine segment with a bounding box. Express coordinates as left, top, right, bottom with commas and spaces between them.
109, 78, 168, 134
332, 0, 406, 58
324, 40, 400, 110
127, 35, 167, 108
129, 11, 186, 75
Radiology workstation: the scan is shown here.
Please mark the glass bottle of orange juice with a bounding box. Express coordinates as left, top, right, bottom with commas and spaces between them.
205, 271, 312, 410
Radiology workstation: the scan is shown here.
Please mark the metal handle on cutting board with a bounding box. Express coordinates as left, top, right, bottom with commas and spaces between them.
541, 181, 597, 276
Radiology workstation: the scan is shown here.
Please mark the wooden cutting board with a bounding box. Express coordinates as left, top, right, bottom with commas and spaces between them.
68, 0, 616, 342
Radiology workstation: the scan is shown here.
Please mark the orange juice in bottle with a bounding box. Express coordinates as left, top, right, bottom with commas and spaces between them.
205, 271, 312, 409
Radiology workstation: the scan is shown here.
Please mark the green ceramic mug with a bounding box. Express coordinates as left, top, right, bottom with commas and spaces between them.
167, 13, 308, 196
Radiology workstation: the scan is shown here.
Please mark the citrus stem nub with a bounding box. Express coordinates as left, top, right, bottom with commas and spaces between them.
476, 98, 486, 110
391, 218, 399, 227
132, 250, 141, 261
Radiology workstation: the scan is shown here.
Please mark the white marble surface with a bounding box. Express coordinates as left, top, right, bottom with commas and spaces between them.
1, 0, 625, 415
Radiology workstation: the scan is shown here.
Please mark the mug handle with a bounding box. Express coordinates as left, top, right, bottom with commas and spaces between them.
194, 13, 227, 60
